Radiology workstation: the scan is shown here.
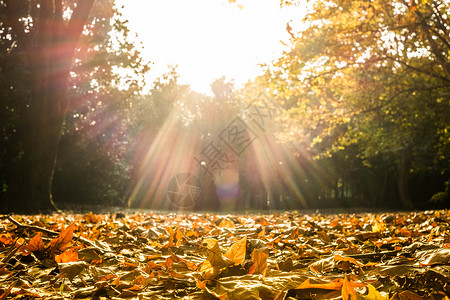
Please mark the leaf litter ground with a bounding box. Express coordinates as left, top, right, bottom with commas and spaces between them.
0, 210, 449, 299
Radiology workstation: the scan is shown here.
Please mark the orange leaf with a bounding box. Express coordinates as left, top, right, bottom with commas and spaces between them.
0, 234, 14, 246
224, 235, 246, 265
335, 254, 362, 267
48, 223, 75, 255
342, 276, 357, 300
166, 254, 182, 269
219, 219, 236, 228
197, 277, 207, 290
0, 264, 8, 276
250, 248, 269, 276
144, 261, 162, 273
97, 274, 116, 281
55, 246, 80, 263
21, 232, 44, 255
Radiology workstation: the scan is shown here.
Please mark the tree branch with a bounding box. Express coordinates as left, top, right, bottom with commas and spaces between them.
5, 215, 107, 253
360, 84, 447, 115
384, 55, 450, 83
413, 9, 450, 80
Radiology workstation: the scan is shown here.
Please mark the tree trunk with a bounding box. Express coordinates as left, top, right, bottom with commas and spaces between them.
2, 0, 95, 213
397, 148, 414, 210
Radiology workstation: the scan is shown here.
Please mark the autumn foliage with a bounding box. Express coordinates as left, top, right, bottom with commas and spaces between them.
0, 211, 449, 299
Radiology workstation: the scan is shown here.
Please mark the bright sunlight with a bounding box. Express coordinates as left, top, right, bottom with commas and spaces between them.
117, 0, 305, 93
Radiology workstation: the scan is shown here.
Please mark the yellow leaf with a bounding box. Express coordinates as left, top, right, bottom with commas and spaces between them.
250, 248, 269, 276
365, 284, 386, 300
372, 221, 386, 233
200, 238, 228, 279
224, 235, 247, 265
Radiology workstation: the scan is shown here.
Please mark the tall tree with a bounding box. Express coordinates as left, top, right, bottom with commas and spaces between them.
1, 0, 96, 212
53, 3, 149, 207
261, 0, 450, 208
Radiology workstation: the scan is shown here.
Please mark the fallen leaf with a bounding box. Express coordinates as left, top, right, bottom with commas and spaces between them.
219, 219, 236, 228
55, 246, 80, 263
48, 223, 75, 255
0, 234, 14, 247
224, 235, 247, 265
250, 248, 269, 276
342, 275, 357, 300
335, 254, 362, 267
417, 248, 450, 266
200, 238, 229, 279
21, 232, 44, 255
298, 278, 342, 290
59, 261, 88, 282
365, 284, 386, 300
318, 230, 332, 243
393, 290, 423, 300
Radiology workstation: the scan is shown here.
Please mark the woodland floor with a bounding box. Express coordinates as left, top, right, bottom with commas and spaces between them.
0, 209, 449, 299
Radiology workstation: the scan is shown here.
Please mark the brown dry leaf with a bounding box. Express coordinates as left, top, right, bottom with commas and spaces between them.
20, 232, 44, 255
317, 230, 331, 243
83, 212, 102, 223
417, 248, 450, 266
393, 290, 423, 300
55, 246, 80, 263
1, 210, 450, 299
59, 261, 88, 282
250, 248, 269, 276
0, 280, 14, 300
224, 235, 247, 265
310, 256, 335, 273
